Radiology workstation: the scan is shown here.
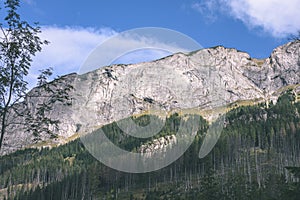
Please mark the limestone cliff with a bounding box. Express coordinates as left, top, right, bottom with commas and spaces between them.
0, 41, 299, 155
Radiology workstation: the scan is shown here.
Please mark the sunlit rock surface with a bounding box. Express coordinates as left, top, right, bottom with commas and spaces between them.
1, 41, 299, 155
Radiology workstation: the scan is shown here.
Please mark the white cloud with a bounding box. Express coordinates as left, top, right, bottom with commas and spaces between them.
77, 27, 202, 74
25, 26, 116, 88
23, 0, 35, 5
28, 27, 201, 88
192, 0, 220, 22
192, 0, 300, 37
225, 0, 300, 37
111, 49, 172, 65
31, 26, 116, 77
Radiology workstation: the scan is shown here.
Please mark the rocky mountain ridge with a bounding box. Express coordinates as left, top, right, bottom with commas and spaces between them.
0, 40, 299, 155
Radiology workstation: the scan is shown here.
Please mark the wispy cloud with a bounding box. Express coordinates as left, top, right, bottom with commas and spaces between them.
33, 26, 116, 74
22, 0, 35, 5
111, 49, 171, 65
191, 0, 221, 23
192, 0, 300, 37
28, 26, 199, 88
225, 0, 300, 37
27, 26, 116, 87
76, 27, 201, 74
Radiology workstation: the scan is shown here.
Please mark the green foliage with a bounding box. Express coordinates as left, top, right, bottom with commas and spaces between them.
0, 0, 49, 148
0, 0, 73, 148
25, 72, 73, 140
102, 113, 207, 152
0, 92, 300, 199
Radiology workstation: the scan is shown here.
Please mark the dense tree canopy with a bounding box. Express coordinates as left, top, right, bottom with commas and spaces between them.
0, 90, 299, 199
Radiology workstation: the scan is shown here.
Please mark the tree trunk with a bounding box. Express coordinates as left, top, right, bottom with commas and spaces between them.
0, 109, 8, 149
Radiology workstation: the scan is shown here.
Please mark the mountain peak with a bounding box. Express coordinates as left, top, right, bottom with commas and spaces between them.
0, 41, 299, 155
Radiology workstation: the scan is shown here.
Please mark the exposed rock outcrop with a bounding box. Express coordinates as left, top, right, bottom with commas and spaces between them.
1, 41, 299, 155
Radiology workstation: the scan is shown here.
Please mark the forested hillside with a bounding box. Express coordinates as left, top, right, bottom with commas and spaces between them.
0, 90, 300, 200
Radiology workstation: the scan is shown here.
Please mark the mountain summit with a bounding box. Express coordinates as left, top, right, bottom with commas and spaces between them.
1, 41, 299, 155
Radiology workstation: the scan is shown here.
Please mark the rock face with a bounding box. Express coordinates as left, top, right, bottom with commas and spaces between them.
0, 41, 299, 155
139, 135, 177, 158
242, 41, 300, 94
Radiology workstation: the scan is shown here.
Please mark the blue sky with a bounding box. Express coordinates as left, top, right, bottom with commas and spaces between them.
1, 0, 300, 84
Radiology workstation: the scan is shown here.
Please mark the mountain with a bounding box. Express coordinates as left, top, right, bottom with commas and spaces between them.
1, 89, 300, 199
0, 40, 299, 155
0, 40, 300, 200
